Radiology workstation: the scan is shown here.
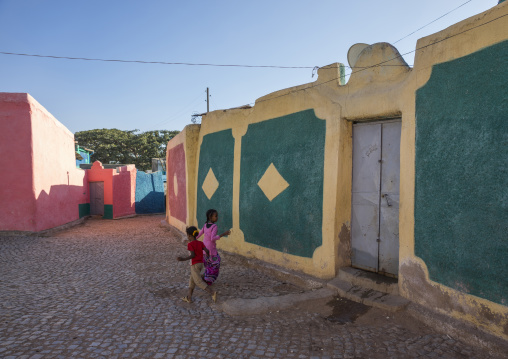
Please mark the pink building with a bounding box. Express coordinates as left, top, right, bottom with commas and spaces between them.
87, 161, 136, 219
0, 93, 88, 232
0, 93, 147, 233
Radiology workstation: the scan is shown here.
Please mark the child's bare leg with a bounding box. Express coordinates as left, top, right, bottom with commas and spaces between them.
205, 286, 217, 302
187, 287, 194, 301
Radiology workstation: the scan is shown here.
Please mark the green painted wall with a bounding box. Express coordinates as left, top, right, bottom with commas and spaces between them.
104, 205, 113, 219
78, 203, 90, 218
339, 63, 346, 85
415, 40, 508, 305
240, 109, 325, 258
196, 129, 234, 233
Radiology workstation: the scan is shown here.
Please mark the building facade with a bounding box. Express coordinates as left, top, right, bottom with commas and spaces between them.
164, 3, 508, 340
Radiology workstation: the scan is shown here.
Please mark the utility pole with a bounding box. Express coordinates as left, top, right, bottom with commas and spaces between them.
206, 87, 209, 113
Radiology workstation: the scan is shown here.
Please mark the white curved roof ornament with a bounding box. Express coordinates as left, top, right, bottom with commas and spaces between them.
347, 43, 369, 68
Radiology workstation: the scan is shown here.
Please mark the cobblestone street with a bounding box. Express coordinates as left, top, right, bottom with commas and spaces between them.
0, 216, 502, 358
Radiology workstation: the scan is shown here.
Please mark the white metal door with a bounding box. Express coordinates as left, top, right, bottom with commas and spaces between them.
351, 123, 381, 272
90, 182, 104, 215
351, 120, 400, 276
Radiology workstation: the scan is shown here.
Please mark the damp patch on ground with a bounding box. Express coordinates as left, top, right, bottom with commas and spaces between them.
325, 296, 370, 324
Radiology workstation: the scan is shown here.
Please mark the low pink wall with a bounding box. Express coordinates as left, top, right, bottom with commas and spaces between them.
0, 93, 88, 232
87, 161, 114, 205
86, 162, 136, 218
0, 94, 36, 231
113, 165, 136, 218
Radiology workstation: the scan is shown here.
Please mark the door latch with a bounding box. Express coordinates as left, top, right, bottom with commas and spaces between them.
383, 194, 392, 207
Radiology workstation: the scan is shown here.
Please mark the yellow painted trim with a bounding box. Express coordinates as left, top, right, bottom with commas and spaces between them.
195, 91, 345, 277
166, 125, 200, 233
400, 258, 508, 340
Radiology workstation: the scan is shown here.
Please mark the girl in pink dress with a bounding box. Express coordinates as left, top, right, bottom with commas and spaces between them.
196, 209, 231, 285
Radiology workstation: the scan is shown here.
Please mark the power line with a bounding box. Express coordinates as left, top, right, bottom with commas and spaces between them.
339, 0, 476, 70
393, 0, 474, 44
0, 1, 479, 73
252, 13, 507, 106
0, 49, 412, 72
150, 91, 206, 129
0, 3, 502, 116
210, 96, 219, 112
0, 51, 314, 69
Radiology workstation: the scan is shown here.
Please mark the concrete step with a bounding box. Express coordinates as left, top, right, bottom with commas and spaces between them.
221, 288, 335, 316
338, 266, 399, 295
327, 277, 409, 312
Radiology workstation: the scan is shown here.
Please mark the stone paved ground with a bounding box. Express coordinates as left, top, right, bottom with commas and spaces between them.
0, 215, 502, 359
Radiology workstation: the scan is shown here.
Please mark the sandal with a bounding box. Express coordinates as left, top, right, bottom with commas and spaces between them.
212, 292, 218, 303
181, 296, 192, 303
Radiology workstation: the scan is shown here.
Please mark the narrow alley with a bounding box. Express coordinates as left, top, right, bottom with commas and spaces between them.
0, 216, 503, 358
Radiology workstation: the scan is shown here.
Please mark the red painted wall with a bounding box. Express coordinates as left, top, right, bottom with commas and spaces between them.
167, 143, 187, 223
86, 161, 136, 218
113, 165, 136, 218
87, 161, 114, 205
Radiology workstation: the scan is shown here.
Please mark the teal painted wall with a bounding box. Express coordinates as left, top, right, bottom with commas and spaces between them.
104, 205, 114, 219
196, 129, 234, 233
135, 171, 165, 214
78, 203, 90, 218
240, 109, 325, 258
415, 40, 508, 305
339, 64, 346, 85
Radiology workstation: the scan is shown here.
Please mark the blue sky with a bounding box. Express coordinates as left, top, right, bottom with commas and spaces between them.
0, 0, 498, 133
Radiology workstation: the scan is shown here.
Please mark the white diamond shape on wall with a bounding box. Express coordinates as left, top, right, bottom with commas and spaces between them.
257, 163, 289, 201
173, 174, 178, 196
202, 168, 219, 200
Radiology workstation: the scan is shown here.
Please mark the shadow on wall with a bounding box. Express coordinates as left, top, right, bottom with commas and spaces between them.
35, 181, 88, 232
135, 171, 165, 214
136, 191, 165, 214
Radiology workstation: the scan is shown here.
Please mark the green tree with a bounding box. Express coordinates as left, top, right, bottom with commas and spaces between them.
75, 129, 179, 171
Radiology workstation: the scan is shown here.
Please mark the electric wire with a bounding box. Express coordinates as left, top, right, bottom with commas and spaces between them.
0, 4, 502, 120
151, 97, 203, 128
0, 1, 480, 73
251, 13, 507, 106
393, 0, 474, 44
150, 90, 206, 129
153, 96, 205, 128
0, 48, 412, 71
0, 51, 314, 69
210, 96, 218, 112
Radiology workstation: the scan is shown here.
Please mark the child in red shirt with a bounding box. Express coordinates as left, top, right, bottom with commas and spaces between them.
177, 226, 217, 303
